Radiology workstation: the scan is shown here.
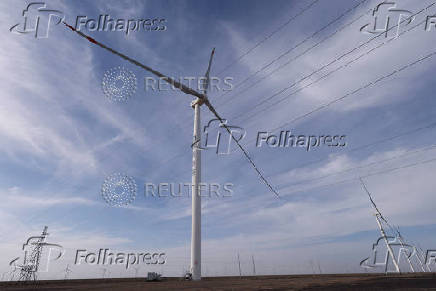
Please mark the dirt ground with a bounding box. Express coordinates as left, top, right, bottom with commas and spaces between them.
1, 273, 436, 290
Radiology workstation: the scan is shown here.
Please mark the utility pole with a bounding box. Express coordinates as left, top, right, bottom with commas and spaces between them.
309, 260, 315, 275
251, 255, 256, 276
64, 264, 72, 280
317, 261, 322, 274
190, 48, 215, 281
237, 253, 242, 278
101, 268, 107, 278
133, 266, 140, 277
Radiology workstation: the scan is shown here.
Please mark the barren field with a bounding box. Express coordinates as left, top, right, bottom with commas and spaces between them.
1, 273, 436, 290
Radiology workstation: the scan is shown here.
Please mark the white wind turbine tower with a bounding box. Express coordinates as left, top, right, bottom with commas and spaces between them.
190, 48, 215, 281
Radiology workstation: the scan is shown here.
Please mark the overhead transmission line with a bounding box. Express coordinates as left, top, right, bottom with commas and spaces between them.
180, 0, 370, 126
216, 0, 370, 105
148, 15, 436, 185
282, 144, 436, 189
153, 118, 436, 183
242, 47, 436, 146
281, 154, 436, 196
217, 1, 435, 110
157, 3, 435, 174
216, 0, 320, 76
62, 22, 279, 197
276, 120, 436, 172
236, 14, 431, 123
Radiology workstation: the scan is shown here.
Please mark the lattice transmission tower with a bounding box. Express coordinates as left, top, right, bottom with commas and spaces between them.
17, 226, 49, 281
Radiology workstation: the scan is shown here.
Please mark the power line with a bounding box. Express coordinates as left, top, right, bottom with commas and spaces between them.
236, 15, 429, 123
279, 121, 436, 171
263, 48, 436, 137
152, 119, 436, 184
201, 94, 280, 197
181, 2, 434, 129
216, 5, 374, 108
216, 0, 370, 105
62, 22, 279, 198
281, 154, 436, 196
216, 0, 321, 76
240, 47, 436, 148
282, 144, 436, 189
218, 1, 435, 110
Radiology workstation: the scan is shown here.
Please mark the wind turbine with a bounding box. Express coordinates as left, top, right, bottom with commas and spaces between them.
63, 264, 72, 279
133, 266, 141, 278
101, 268, 108, 279
62, 23, 279, 281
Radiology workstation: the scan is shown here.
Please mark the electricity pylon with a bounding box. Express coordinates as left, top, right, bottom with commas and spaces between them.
360, 179, 403, 273
63, 264, 72, 279
18, 226, 49, 281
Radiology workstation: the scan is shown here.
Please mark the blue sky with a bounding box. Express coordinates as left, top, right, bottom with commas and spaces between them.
1, 0, 436, 279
